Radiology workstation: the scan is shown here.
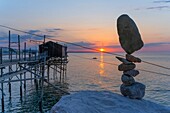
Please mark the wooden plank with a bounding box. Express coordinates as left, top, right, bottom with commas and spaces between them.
0, 69, 27, 81
0, 60, 39, 68
0, 61, 18, 68
0, 76, 45, 83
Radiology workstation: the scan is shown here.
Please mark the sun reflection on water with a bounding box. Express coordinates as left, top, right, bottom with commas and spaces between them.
99, 52, 106, 76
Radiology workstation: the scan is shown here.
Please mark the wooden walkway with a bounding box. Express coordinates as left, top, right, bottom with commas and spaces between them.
0, 31, 68, 112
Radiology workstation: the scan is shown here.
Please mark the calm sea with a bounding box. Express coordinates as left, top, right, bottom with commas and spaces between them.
0, 52, 170, 112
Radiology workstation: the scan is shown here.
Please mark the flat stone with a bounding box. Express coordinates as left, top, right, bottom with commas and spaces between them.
120, 82, 146, 99
116, 56, 132, 64
121, 74, 135, 85
117, 14, 144, 54
126, 54, 141, 63
118, 63, 136, 71
123, 69, 139, 77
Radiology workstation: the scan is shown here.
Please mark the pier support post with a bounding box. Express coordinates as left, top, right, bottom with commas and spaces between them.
1, 68, 4, 112
24, 42, 26, 91
0, 48, 4, 112
47, 64, 50, 82
39, 40, 46, 112
8, 30, 12, 98
18, 35, 23, 99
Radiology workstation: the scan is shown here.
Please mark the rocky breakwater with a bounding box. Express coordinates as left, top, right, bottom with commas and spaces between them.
116, 14, 145, 99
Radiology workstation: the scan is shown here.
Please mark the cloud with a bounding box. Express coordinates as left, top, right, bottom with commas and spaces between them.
146, 5, 170, 10
66, 41, 96, 52
103, 45, 121, 48
66, 28, 100, 32
27, 29, 41, 34
0, 27, 64, 49
0, 27, 63, 45
67, 41, 95, 47
153, 0, 170, 3
144, 42, 170, 47
45, 28, 63, 32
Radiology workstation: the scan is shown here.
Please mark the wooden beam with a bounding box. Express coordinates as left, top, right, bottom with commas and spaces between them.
0, 70, 27, 81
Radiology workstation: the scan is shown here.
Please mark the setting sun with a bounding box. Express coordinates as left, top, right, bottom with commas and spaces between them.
99, 48, 105, 52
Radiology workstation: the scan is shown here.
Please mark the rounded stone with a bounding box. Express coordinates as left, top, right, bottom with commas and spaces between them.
117, 14, 144, 54
118, 63, 136, 71
126, 54, 141, 63
120, 82, 146, 99
121, 74, 135, 85
123, 69, 139, 77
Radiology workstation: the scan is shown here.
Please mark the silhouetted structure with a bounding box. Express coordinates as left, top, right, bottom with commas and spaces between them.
39, 41, 67, 59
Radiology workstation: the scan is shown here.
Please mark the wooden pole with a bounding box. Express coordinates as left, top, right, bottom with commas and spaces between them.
0, 48, 4, 112
24, 42, 26, 91
62, 60, 64, 82
1, 68, 4, 112
47, 64, 50, 82
29, 48, 33, 83
18, 35, 23, 99
0, 48, 2, 64
43, 35, 46, 44
39, 36, 46, 112
53, 65, 55, 80
8, 30, 11, 98
60, 61, 62, 82
19, 65, 69, 94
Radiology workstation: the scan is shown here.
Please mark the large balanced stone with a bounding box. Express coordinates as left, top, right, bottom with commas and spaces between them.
118, 63, 136, 71
117, 14, 144, 54
121, 74, 135, 85
120, 82, 146, 99
126, 54, 141, 63
123, 69, 139, 77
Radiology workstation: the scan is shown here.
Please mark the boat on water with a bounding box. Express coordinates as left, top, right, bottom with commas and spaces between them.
92, 57, 97, 59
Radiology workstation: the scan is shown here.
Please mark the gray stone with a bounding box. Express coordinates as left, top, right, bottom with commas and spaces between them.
117, 14, 144, 54
123, 69, 139, 77
126, 54, 141, 63
120, 82, 146, 99
118, 63, 136, 71
121, 74, 135, 85
116, 56, 132, 64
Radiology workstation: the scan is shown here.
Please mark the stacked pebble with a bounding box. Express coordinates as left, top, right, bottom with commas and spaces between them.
116, 55, 145, 99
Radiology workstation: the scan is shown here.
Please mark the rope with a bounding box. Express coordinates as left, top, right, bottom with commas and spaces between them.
142, 60, 170, 70
71, 54, 170, 77
49, 36, 170, 70
0, 24, 170, 70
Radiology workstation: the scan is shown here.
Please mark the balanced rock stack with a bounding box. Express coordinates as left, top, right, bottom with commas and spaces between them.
116, 14, 145, 99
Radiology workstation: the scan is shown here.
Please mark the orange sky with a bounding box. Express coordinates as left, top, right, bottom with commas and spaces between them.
0, 0, 170, 52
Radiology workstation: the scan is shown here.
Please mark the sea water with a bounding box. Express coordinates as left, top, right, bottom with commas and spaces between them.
0, 52, 170, 112
67, 52, 170, 106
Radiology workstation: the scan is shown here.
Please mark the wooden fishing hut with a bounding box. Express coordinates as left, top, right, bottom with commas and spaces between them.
39, 41, 67, 60
39, 41, 68, 82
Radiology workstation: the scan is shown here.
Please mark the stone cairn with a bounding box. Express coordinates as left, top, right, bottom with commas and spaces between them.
116, 14, 146, 99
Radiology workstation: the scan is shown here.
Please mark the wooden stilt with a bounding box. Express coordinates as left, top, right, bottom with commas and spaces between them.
47, 64, 50, 82
24, 42, 26, 91
0, 48, 4, 112
1, 68, 4, 112
18, 35, 23, 99
8, 31, 11, 99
